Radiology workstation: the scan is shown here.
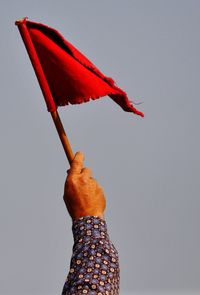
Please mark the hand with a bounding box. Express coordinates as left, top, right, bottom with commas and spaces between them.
63, 152, 106, 220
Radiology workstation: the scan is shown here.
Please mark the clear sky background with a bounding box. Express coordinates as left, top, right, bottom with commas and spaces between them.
0, 1, 200, 294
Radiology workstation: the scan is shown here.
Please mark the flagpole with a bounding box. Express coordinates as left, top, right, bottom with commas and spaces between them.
51, 111, 74, 164
15, 18, 74, 164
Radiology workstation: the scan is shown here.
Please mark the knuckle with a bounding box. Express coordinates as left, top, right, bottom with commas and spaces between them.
71, 160, 80, 167
66, 175, 75, 184
83, 168, 91, 175
80, 175, 88, 184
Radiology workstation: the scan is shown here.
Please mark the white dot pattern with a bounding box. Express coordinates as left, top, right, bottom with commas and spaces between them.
62, 216, 120, 295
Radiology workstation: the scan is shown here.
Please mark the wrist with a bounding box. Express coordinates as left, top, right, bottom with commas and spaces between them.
71, 210, 105, 221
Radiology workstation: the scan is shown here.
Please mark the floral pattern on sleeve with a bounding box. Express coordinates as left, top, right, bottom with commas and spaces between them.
62, 216, 120, 295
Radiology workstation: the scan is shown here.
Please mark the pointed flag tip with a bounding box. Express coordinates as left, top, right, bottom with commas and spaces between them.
135, 111, 144, 118
15, 17, 28, 26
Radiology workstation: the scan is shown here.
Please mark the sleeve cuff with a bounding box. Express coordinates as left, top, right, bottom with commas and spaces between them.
72, 216, 109, 243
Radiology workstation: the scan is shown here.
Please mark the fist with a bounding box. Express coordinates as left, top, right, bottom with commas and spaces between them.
63, 152, 106, 220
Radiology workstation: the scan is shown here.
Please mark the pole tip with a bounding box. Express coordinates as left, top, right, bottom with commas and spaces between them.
15, 17, 28, 26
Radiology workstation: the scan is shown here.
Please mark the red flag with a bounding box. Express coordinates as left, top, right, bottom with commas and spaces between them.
17, 18, 144, 117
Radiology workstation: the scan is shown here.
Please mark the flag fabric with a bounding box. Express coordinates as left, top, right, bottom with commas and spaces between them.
19, 18, 144, 117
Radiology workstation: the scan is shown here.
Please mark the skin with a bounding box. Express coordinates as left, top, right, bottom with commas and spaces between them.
63, 151, 106, 220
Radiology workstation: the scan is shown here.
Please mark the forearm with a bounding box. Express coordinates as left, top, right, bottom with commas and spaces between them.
62, 216, 120, 295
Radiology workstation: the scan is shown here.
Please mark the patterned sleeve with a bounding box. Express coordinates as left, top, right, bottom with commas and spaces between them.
62, 216, 120, 295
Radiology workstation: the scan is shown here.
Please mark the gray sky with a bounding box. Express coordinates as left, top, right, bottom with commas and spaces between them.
0, 1, 200, 294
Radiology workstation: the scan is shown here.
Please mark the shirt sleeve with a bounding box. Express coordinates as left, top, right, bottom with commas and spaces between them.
61, 216, 120, 295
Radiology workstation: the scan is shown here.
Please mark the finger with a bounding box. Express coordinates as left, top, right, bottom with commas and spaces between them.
81, 167, 93, 178
69, 151, 84, 174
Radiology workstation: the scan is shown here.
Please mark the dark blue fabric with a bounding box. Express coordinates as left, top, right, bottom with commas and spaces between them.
62, 216, 120, 295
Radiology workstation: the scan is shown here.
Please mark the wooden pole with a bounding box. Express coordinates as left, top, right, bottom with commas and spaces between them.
15, 17, 74, 164
51, 111, 74, 164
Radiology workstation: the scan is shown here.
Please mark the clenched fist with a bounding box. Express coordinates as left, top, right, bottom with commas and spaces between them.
63, 152, 106, 220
